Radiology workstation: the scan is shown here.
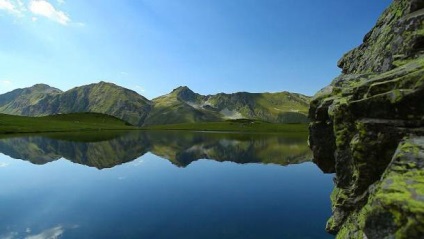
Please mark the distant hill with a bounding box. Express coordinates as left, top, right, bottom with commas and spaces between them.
206, 91, 310, 123
143, 86, 222, 125
144, 86, 310, 125
0, 82, 151, 126
0, 84, 62, 115
0, 82, 310, 126
51, 82, 152, 126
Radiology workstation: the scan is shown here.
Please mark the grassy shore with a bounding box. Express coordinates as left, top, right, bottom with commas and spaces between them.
0, 114, 308, 135
0, 112, 136, 134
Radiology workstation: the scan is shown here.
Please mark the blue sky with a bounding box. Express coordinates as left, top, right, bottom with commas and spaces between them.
0, 0, 392, 99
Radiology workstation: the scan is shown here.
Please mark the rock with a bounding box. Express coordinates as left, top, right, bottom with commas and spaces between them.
337, 137, 424, 239
308, 0, 424, 237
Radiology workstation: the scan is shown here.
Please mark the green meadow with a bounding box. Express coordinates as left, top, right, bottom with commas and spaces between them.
0, 112, 136, 135
0, 113, 308, 135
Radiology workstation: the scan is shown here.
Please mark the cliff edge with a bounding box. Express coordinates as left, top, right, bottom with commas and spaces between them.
309, 0, 424, 238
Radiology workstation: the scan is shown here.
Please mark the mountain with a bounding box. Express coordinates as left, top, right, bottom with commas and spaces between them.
205, 91, 310, 123
144, 86, 310, 125
0, 82, 152, 126
143, 86, 222, 125
51, 82, 152, 126
0, 82, 310, 126
309, 0, 424, 237
0, 84, 62, 115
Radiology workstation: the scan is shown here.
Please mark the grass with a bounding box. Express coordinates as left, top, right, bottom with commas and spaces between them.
142, 119, 309, 133
0, 114, 308, 136
0, 112, 136, 135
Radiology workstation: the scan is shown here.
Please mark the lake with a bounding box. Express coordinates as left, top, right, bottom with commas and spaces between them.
0, 130, 334, 239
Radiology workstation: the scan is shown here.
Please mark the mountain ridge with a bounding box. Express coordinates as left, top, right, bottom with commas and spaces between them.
0, 82, 310, 126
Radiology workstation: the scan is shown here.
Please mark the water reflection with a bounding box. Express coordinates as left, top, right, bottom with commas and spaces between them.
0, 130, 333, 239
0, 130, 311, 168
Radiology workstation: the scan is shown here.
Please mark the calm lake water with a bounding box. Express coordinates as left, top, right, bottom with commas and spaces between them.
0, 131, 334, 239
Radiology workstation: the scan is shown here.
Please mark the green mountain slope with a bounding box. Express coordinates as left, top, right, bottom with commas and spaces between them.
205, 91, 310, 123
0, 82, 310, 126
0, 82, 151, 126
52, 81, 152, 126
143, 86, 222, 125
144, 86, 310, 125
0, 84, 62, 115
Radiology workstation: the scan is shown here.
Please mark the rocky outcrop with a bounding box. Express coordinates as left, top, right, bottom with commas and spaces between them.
309, 0, 424, 237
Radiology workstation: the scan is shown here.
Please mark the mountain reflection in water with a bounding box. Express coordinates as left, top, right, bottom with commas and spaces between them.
0, 130, 311, 168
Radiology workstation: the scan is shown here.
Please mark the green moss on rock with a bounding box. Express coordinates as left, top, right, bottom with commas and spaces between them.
309, 0, 424, 237
339, 137, 424, 239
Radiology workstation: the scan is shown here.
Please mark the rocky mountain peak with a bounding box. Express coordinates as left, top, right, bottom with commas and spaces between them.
90, 81, 120, 90
172, 86, 192, 93
29, 84, 62, 94
171, 86, 197, 102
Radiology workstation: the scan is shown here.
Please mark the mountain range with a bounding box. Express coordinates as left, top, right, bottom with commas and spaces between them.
0, 81, 310, 126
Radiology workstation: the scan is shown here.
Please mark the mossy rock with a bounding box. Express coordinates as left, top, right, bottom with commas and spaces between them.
308, 0, 424, 237
337, 137, 424, 239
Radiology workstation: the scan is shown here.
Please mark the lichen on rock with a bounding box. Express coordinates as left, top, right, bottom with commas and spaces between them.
308, 0, 424, 237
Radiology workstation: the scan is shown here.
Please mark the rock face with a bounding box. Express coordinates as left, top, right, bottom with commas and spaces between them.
308, 0, 424, 238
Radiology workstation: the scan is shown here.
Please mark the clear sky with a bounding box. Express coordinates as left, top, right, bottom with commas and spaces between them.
0, 0, 392, 99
